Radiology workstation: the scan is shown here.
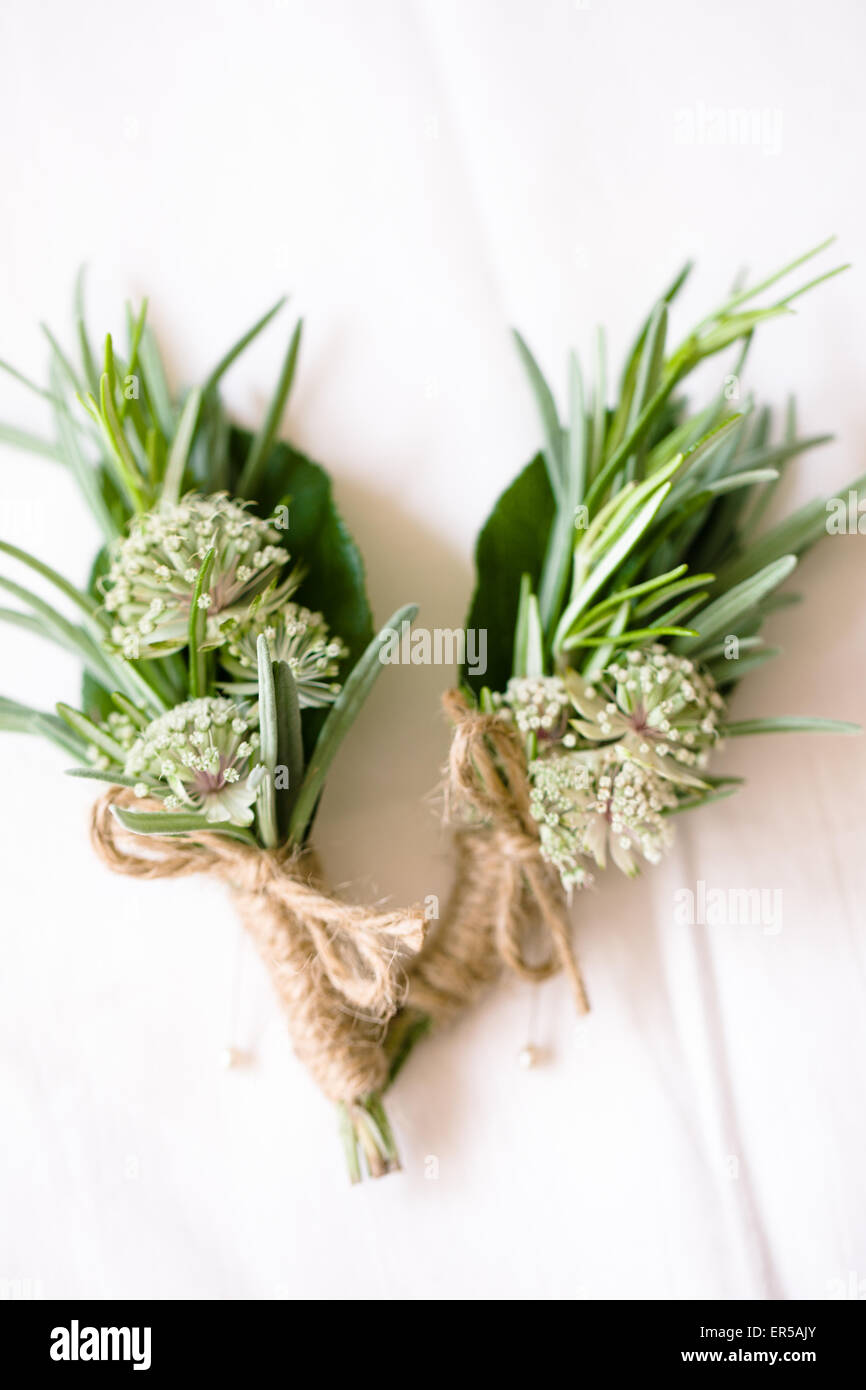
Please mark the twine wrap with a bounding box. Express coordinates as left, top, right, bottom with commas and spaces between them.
408, 689, 590, 1024
92, 787, 426, 1102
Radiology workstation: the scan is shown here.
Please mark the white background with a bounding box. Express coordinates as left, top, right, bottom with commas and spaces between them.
1, 0, 864, 1301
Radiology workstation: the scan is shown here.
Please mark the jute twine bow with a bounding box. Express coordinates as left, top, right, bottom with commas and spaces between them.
408, 689, 590, 1024
91, 787, 427, 1103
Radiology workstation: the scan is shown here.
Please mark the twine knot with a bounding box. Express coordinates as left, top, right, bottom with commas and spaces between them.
407, 689, 590, 1023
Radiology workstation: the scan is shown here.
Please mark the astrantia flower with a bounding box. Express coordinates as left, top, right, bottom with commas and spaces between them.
124, 697, 264, 826
529, 747, 678, 886
564, 645, 725, 787
500, 675, 574, 742
221, 603, 348, 707
101, 493, 297, 659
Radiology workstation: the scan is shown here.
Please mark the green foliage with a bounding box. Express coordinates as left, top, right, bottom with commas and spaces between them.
0, 281, 396, 850
225, 429, 373, 671
465, 455, 555, 695
466, 241, 863, 749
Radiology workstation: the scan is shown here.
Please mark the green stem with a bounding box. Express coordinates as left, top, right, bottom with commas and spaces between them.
334, 1010, 434, 1184
338, 1097, 402, 1182
384, 1008, 432, 1086
337, 1102, 362, 1185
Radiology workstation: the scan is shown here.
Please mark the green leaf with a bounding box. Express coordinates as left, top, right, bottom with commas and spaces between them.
512, 330, 564, 504
256, 633, 279, 848
575, 564, 689, 629
711, 475, 866, 594
524, 592, 544, 677
75, 266, 100, 396
691, 306, 792, 359
0, 422, 63, 462
80, 671, 115, 724
680, 466, 779, 503
0, 605, 120, 713
50, 373, 118, 542
564, 624, 696, 650
66, 767, 141, 788
590, 449, 684, 558
41, 321, 86, 397
698, 237, 836, 326
589, 327, 607, 484
665, 787, 739, 815
96, 372, 147, 511
112, 804, 257, 845
56, 701, 128, 764
162, 388, 203, 504
648, 592, 709, 629
187, 545, 215, 698
700, 635, 765, 661
123, 299, 149, 388
554, 482, 672, 652
649, 400, 739, 480
109, 690, 149, 730
0, 539, 104, 625
202, 296, 287, 395
0, 356, 63, 406
616, 261, 692, 412
706, 647, 781, 686
739, 432, 831, 538
538, 351, 585, 629
567, 349, 587, 506
654, 469, 780, 550
0, 605, 52, 642
137, 325, 175, 438
778, 263, 850, 308
737, 433, 833, 476
225, 429, 375, 755
581, 599, 631, 677
463, 455, 556, 694
584, 374, 679, 511
634, 571, 714, 617
0, 696, 88, 759
198, 396, 231, 492
721, 716, 860, 737
103, 332, 118, 400
624, 301, 667, 481
0, 572, 114, 687
675, 555, 797, 654
288, 603, 418, 844
273, 658, 304, 839
237, 318, 303, 497
513, 573, 532, 678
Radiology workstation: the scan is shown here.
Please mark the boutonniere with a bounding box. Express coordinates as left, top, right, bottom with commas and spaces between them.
0, 284, 421, 1180
386, 240, 861, 1126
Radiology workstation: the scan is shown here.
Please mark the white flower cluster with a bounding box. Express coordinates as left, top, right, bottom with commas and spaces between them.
529, 747, 677, 886
124, 696, 264, 826
567, 645, 724, 782
222, 604, 348, 707
511, 646, 726, 887
500, 675, 573, 741
100, 494, 294, 659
